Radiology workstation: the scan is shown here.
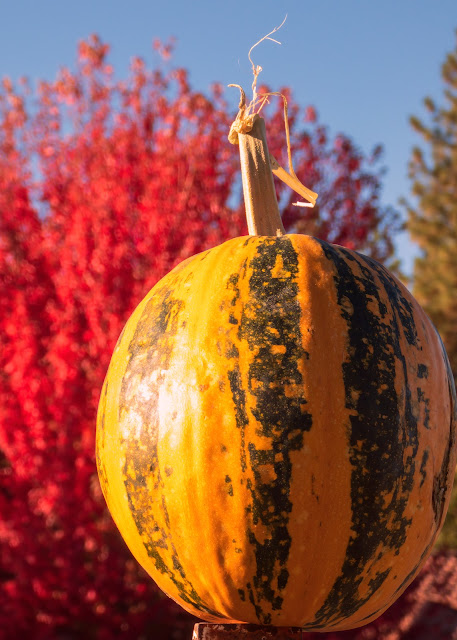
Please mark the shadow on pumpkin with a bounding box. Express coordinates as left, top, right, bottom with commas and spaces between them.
160, 551, 457, 640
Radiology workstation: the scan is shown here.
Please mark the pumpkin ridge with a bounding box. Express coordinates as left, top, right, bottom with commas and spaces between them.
368, 537, 435, 624
95, 379, 109, 498
310, 241, 420, 627
235, 237, 313, 624
118, 281, 222, 618
432, 353, 456, 527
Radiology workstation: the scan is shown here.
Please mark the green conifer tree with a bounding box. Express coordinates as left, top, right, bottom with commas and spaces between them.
406, 33, 457, 384
405, 32, 457, 548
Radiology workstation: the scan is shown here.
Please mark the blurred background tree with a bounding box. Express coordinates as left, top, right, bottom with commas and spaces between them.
405, 31, 457, 386
0, 34, 398, 639
404, 30, 457, 551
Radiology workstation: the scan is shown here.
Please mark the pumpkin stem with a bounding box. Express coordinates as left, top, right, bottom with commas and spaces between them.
228, 87, 284, 236
238, 115, 285, 236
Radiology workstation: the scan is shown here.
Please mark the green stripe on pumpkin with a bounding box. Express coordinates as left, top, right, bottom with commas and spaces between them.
311, 242, 420, 627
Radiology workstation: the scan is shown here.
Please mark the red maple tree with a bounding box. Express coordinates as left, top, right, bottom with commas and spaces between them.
0, 35, 402, 639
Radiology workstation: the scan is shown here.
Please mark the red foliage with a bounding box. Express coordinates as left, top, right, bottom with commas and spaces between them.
0, 35, 399, 638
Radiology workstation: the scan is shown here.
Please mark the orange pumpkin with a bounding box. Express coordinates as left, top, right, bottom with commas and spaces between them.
96, 113, 457, 632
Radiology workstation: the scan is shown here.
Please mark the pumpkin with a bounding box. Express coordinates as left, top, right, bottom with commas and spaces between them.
96, 108, 457, 632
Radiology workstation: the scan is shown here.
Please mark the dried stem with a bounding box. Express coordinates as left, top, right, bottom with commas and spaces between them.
227, 17, 317, 235
238, 114, 285, 236
248, 15, 287, 103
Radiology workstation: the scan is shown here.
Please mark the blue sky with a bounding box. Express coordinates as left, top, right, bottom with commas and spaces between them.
1, 0, 456, 275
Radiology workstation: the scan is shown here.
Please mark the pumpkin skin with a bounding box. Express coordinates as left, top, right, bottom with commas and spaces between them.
96, 233, 457, 632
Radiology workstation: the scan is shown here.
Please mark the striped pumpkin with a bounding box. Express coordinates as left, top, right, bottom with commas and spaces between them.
96, 233, 457, 631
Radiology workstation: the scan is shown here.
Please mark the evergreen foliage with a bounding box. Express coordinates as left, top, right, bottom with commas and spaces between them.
406, 31, 457, 385
405, 31, 457, 550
